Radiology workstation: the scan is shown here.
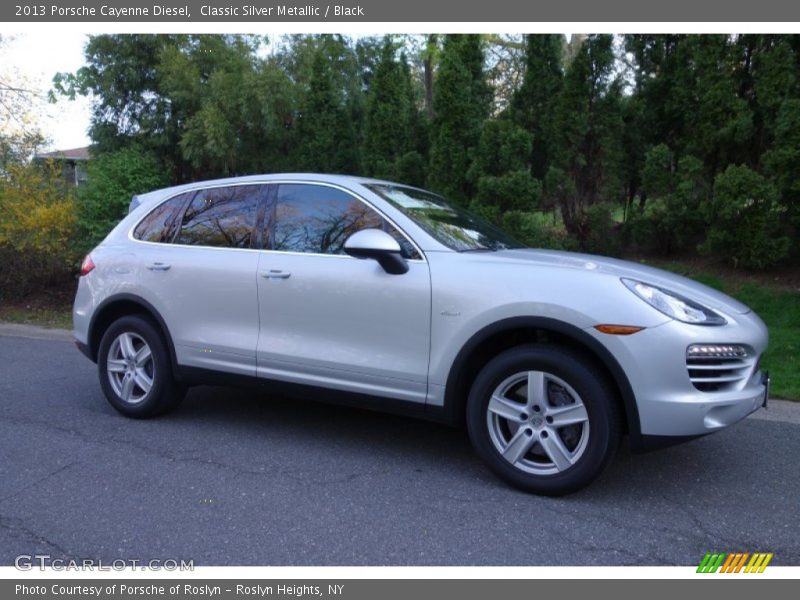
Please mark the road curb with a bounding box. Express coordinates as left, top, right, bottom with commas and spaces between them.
0, 322, 73, 342
749, 399, 800, 424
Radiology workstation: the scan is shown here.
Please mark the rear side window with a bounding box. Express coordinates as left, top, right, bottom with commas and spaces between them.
174, 185, 264, 249
271, 184, 420, 258
133, 193, 192, 243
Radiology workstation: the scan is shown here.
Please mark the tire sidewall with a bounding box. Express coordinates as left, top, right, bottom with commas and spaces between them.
97, 315, 172, 418
467, 345, 619, 495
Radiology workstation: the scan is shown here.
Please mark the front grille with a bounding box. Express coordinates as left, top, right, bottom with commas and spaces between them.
686, 345, 755, 392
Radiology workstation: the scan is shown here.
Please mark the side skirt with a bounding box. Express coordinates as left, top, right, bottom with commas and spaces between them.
176, 366, 456, 426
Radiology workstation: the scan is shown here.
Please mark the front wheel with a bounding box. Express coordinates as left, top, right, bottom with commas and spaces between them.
466, 345, 621, 495
97, 315, 186, 418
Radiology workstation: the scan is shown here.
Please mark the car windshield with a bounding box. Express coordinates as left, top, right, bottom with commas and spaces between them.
365, 184, 523, 252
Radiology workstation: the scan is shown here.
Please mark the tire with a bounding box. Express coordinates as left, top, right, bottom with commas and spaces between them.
466, 344, 622, 496
97, 315, 186, 418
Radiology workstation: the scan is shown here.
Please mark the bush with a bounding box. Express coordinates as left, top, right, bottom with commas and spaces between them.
475, 169, 541, 214
394, 151, 426, 188
468, 120, 539, 222
625, 194, 705, 255
702, 164, 789, 269
625, 199, 673, 253
76, 147, 168, 253
582, 202, 623, 256
501, 210, 576, 250
0, 161, 78, 299
629, 150, 708, 254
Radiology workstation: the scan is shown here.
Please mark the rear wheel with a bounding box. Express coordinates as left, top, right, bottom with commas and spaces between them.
466, 345, 621, 495
97, 315, 186, 418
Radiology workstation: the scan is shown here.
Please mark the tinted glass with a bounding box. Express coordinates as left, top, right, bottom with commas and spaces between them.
272, 184, 420, 259
174, 185, 263, 248
366, 184, 522, 252
133, 193, 192, 243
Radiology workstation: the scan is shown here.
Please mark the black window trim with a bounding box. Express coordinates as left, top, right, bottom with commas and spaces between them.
262, 181, 426, 261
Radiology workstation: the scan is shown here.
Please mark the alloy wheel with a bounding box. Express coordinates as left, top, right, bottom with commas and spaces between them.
106, 332, 154, 405
486, 370, 590, 475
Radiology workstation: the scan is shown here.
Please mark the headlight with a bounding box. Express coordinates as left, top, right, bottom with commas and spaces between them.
622, 279, 726, 326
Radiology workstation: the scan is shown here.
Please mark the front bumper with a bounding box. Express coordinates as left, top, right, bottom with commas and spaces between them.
588, 311, 769, 438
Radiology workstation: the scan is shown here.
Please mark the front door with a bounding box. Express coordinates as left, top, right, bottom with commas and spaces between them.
255, 183, 431, 404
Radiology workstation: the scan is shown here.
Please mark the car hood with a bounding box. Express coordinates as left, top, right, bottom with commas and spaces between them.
488, 249, 752, 315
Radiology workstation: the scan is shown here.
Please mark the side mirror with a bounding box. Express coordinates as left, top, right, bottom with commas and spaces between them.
344, 229, 409, 275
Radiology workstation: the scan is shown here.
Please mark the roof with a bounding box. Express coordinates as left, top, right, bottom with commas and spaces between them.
35, 146, 90, 161
129, 173, 404, 212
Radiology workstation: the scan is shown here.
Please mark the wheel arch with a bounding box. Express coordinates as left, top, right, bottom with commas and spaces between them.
87, 294, 180, 377
441, 316, 643, 448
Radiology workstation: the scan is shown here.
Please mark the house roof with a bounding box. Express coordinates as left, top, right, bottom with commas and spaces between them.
35, 146, 90, 161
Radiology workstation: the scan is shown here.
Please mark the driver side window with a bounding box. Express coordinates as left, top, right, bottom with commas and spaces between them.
269, 184, 420, 259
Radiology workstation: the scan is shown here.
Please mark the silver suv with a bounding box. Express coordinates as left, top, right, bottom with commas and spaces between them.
73, 174, 770, 495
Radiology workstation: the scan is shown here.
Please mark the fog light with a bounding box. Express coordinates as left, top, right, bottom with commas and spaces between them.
686, 344, 748, 359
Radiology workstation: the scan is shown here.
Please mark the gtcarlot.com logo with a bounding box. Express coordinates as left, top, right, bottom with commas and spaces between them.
14, 554, 194, 571
697, 552, 773, 573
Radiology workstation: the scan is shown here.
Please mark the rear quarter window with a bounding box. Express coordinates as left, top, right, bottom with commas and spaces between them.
133, 193, 193, 243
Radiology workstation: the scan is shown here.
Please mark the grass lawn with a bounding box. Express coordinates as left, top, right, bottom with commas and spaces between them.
640, 259, 800, 401
0, 304, 73, 329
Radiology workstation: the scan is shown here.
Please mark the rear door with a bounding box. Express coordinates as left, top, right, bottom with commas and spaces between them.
132, 184, 267, 376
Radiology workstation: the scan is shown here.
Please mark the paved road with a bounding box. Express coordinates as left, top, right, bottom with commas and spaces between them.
1, 333, 798, 566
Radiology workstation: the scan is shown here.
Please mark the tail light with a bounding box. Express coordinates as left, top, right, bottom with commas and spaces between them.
80, 255, 95, 276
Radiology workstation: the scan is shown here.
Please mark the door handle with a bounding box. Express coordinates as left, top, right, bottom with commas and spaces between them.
261, 270, 291, 280
147, 262, 171, 271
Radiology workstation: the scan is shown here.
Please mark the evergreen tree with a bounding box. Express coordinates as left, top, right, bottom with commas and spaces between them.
277, 34, 366, 173
623, 35, 686, 152
295, 49, 359, 173
53, 32, 800, 264
678, 36, 753, 175
427, 35, 491, 204
764, 98, 800, 232
733, 36, 794, 160
547, 34, 624, 242
362, 39, 418, 181
511, 35, 564, 179
468, 119, 540, 224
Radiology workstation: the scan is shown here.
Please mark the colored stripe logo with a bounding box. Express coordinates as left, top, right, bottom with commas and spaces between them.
697, 552, 773, 573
